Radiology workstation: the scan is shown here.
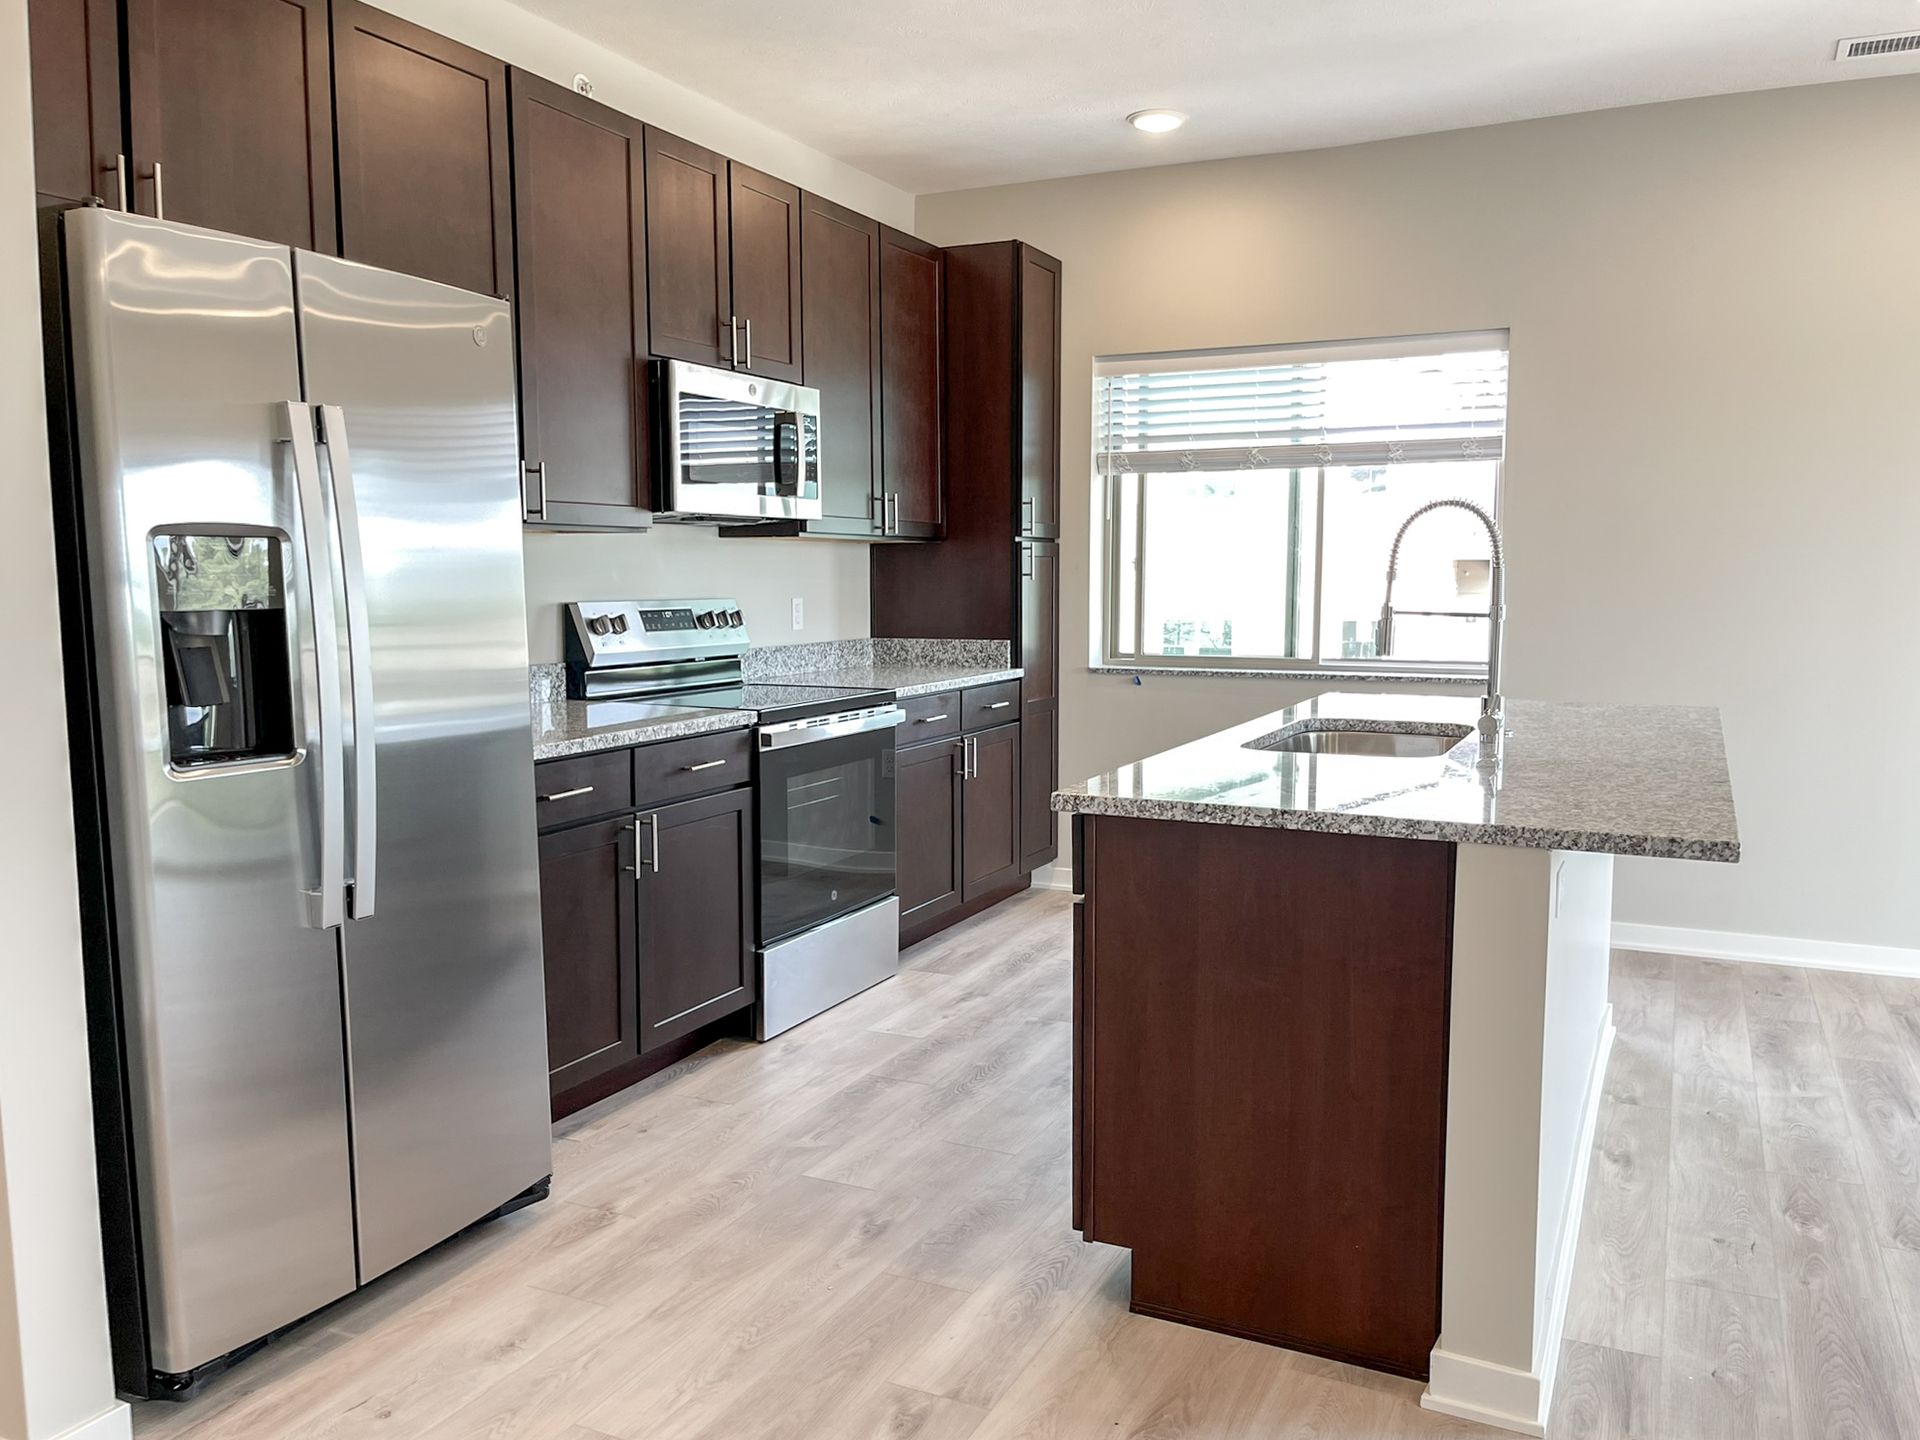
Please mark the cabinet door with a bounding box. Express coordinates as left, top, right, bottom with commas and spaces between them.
644, 127, 731, 367
800, 192, 881, 536
728, 162, 803, 382
28, 0, 121, 207
962, 721, 1022, 902
333, 1, 511, 296
124, 0, 336, 248
509, 70, 651, 529
635, 787, 756, 1053
879, 227, 944, 538
1019, 540, 1061, 871
538, 816, 638, 1096
897, 737, 963, 927
1017, 245, 1062, 538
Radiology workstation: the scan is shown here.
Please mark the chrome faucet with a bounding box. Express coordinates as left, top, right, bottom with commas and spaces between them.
1378, 498, 1506, 764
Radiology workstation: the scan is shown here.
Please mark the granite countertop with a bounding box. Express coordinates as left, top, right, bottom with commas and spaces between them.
532, 699, 753, 762
771, 660, 1024, 699
1053, 691, 1740, 862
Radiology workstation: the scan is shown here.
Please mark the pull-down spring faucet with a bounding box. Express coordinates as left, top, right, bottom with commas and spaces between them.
1378, 498, 1506, 763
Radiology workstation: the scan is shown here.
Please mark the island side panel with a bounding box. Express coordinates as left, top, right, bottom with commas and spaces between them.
1078, 814, 1455, 1379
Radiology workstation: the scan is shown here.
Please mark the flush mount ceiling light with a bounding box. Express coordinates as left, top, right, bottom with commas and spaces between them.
1126, 109, 1187, 134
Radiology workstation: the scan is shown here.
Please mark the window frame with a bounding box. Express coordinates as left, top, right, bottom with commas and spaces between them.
1097, 336, 1506, 679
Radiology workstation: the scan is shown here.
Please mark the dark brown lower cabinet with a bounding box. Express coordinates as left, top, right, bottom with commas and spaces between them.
634, 786, 756, 1053
962, 721, 1022, 902
537, 813, 637, 1094
1075, 815, 1454, 1379
1019, 697, 1058, 873
896, 736, 963, 928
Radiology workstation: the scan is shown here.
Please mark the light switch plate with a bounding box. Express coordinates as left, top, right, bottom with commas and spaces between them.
790, 597, 804, 631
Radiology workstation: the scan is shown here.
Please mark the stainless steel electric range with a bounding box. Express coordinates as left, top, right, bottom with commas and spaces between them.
565, 599, 903, 1039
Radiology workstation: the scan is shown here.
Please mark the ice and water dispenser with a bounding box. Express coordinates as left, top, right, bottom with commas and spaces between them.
153, 533, 295, 769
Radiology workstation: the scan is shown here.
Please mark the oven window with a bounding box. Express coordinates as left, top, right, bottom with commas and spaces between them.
758, 732, 897, 945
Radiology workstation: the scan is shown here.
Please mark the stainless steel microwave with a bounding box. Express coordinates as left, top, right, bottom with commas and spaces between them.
655, 359, 822, 522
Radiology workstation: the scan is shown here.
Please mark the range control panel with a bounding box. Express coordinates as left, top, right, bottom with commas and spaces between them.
566, 598, 749, 664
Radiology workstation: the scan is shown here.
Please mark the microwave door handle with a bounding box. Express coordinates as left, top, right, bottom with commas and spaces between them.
319, 405, 377, 919
283, 402, 345, 929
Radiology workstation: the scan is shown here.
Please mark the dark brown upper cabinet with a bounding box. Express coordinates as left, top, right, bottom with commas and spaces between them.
644, 129, 801, 381
643, 128, 731, 369
333, 1, 512, 296
879, 226, 945, 539
28, 0, 122, 209
122, 0, 336, 249
508, 69, 652, 530
726, 163, 803, 382
799, 192, 882, 537
1018, 246, 1063, 539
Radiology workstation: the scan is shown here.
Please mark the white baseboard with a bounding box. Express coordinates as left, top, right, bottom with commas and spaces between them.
22, 1401, 133, 1440
1423, 1005, 1612, 1437
1031, 862, 1073, 893
1421, 1351, 1546, 1437
1612, 923, 1920, 978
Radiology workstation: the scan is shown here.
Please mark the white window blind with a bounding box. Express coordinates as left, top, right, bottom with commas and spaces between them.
1097, 333, 1508, 474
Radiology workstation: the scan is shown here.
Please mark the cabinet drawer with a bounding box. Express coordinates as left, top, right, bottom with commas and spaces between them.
533, 750, 632, 827
962, 681, 1021, 731
900, 690, 961, 741
633, 727, 752, 807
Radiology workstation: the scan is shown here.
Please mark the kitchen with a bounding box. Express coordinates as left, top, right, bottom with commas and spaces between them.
3, 3, 1918, 1440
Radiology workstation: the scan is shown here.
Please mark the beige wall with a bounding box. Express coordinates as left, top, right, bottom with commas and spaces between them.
377, 0, 904, 660
0, 0, 128, 1434
918, 76, 1920, 951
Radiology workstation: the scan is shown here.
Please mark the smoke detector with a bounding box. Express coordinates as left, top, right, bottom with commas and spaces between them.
573, 73, 595, 97
1834, 30, 1920, 61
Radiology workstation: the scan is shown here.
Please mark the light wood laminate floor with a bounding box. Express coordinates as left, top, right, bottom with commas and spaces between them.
130, 890, 1920, 1439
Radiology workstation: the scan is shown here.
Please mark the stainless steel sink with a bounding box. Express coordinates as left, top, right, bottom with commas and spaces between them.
1249, 724, 1471, 758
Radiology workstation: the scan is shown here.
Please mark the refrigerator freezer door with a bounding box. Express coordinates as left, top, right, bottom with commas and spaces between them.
293, 250, 552, 1280
62, 209, 358, 1376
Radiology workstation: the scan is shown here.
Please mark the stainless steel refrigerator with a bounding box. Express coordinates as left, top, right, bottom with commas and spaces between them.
59, 208, 552, 1398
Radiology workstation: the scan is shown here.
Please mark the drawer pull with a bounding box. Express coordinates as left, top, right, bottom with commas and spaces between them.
537, 785, 595, 803
683, 759, 729, 773
984, 700, 1013, 710
915, 713, 951, 724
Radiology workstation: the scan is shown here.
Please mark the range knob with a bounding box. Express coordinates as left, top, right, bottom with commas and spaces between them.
586, 614, 611, 636
726, 609, 744, 628
609, 614, 629, 634
696, 610, 718, 629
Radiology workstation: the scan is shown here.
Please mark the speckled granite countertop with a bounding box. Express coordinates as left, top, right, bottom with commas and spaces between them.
532, 700, 752, 762
770, 660, 1024, 698
1053, 692, 1740, 861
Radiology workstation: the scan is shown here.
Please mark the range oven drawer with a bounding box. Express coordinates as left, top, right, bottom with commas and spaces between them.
633, 728, 753, 808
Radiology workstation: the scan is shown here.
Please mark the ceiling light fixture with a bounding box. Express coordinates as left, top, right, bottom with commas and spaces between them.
1126, 109, 1187, 134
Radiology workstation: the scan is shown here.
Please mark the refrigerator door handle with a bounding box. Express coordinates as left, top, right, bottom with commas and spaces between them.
284, 401, 346, 929
318, 404, 377, 919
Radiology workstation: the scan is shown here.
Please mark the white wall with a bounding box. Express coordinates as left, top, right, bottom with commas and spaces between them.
0, 1, 128, 1435
376, 0, 911, 660
918, 76, 1920, 952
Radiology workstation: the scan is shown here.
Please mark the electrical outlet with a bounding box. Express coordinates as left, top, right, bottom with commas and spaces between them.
790, 597, 804, 631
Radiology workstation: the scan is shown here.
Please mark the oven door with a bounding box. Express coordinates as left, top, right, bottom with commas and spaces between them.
658, 359, 822, 521
756, 708, 902, 945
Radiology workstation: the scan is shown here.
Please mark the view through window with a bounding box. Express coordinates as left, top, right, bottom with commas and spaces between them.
1099, 334, 1508, 673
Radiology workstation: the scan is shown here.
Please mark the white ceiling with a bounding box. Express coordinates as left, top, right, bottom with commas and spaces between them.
523, 0, 1920, 193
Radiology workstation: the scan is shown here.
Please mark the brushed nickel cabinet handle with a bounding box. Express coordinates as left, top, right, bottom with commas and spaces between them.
985, 700, 1012, 710
915, 713, 950, 724
537, 785, 594, 803
743, 317, 753, 371
684, 759, 728, 772
109, 154, 128, 210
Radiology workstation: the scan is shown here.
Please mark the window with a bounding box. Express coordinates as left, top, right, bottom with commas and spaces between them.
1099, 332, 1508, 675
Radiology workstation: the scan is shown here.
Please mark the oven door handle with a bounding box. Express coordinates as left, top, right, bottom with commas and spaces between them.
758, 705, 906, 751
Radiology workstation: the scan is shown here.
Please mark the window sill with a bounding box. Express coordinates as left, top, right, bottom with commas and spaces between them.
1090, 663, 1487, 687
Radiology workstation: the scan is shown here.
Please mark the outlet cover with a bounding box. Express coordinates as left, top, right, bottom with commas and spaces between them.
790, 597, 804, 630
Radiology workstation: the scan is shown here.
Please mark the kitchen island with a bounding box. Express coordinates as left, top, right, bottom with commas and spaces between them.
1053, 692, 1737, 1437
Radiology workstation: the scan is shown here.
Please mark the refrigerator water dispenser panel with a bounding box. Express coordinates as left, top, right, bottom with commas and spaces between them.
153, 533, 294, 768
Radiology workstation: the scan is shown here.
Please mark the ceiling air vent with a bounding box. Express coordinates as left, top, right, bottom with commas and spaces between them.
1835, 30, 1920, 61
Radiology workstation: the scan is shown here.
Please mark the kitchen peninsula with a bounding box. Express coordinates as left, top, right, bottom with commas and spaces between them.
1054, 692, 1739, 1436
